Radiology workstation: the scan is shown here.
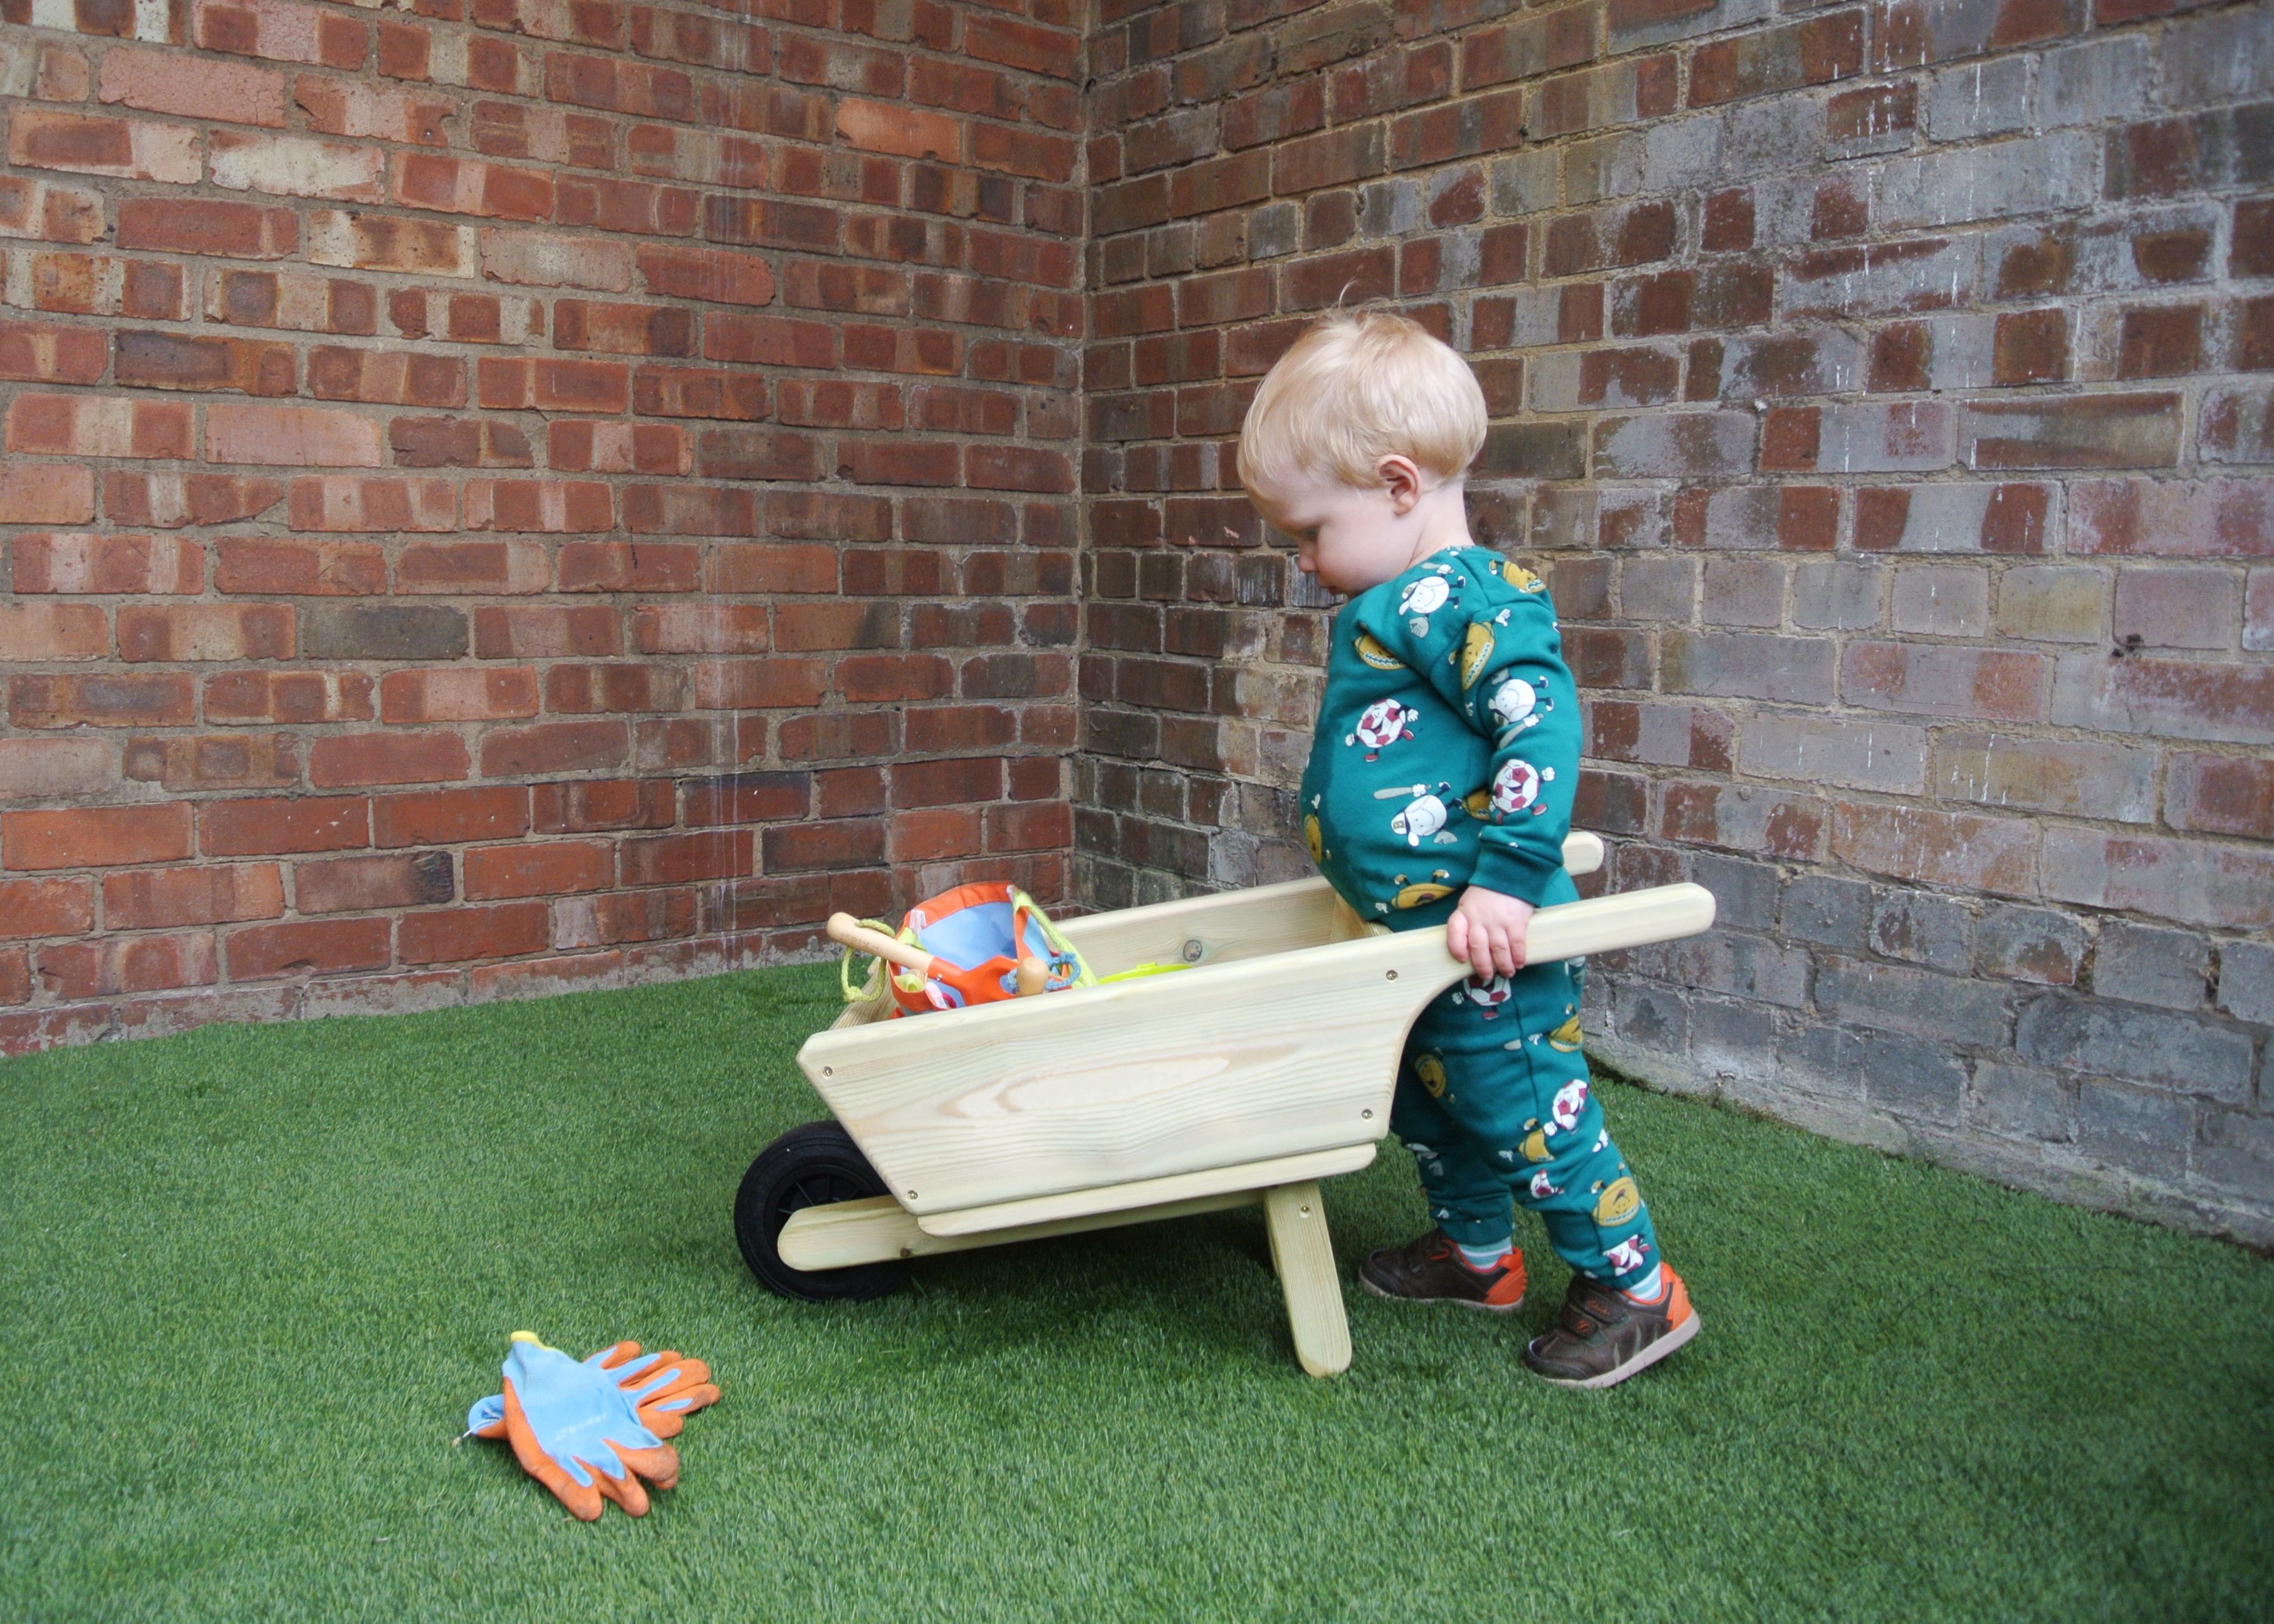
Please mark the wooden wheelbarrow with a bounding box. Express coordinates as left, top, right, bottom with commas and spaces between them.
732, 834, 1716, 1377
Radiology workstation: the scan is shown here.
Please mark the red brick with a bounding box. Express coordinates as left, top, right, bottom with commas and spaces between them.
1832, 801, 2035, 896
116, 604, 293, 663
214, 538, 385, 596
102, 863, 284, 929
0, 877, 95, 941
122, 733, 298, 792
201, 795, 368, 856
105, 472, 286, 528
8, 395, 192, 460
464, 840, 612, 900
0, 465, 96, 525
36, 932, 217, 1001
295, 850, 454, 915
0, 603, 107, 662
532, 778, 673, 833
9, 672, 194, 729
2166, 752, 2274, 840
7, 109, 201, 186
376, 668, 539, 725
307, 731, 470, 789
472, 605, 622, 659
0, 737, 112, 802
373, 786, 529, 848
226, 917, 391, 981
479, 719, 628, 777
99, 46, 289, 126
0, 319, 108, 385
202, 670, 373, 726
622, 829, 753, 885
2, 803, 192, 870
117, 198, 299, 259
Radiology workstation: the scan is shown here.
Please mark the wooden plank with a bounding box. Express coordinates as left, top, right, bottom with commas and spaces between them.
777, 1188, 1266, 1271
1263, 1181, 1351, 1378
801, 882, 1714, 1217
1055, 833, 1603, 977
914, 1144, 1377, 1237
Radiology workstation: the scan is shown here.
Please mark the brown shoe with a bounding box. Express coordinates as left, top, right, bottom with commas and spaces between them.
1359, 1231, 1526, 1311
1522, 1267, 1699, 1388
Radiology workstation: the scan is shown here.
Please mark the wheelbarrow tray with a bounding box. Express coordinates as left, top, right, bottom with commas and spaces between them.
797, 843, 1711, 1234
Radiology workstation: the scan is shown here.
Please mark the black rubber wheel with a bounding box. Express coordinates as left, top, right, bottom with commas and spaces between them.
734, 1120, 909, 1303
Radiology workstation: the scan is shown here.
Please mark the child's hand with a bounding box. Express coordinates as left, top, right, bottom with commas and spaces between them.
1447, 885, 1533, 980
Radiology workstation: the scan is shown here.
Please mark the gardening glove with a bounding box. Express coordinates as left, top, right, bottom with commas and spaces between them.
465, 1334, 720, 1520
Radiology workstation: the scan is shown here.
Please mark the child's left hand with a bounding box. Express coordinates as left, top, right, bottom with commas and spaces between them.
1447, 885, 1534, 980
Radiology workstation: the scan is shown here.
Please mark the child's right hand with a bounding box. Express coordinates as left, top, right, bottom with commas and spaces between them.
1446, 884, 1533, 981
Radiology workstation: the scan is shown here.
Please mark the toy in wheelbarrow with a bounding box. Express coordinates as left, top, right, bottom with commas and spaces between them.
733, 838, 1716, 1376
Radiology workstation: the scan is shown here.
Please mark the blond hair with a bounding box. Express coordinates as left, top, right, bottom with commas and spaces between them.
1235, 311, 1487, 494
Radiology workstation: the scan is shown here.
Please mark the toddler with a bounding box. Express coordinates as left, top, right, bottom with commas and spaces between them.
1236, 311, 1698, 1388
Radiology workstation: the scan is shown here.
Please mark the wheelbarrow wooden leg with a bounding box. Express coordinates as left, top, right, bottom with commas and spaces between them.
1262, 1180, 1350, 1378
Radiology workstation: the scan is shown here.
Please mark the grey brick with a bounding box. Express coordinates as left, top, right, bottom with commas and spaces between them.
2196, 1109, 2274, 1198
1248, 200, 1300, 259
2074, 1080, 2193, 1180
2200, 383, 2274, 467
1817, 955, 2011, 1047
2050, 650, 2274, 747
1739, 712, 1928, 793
1792, 561, 1887, 631
1720, 96, 1825, 179
1612, 981, 1690, 1053
1701, 557, 1785, 628
1871, 890, 1973, 973
1969, 1060, 2073, 1143
1620, 556, 1696, 623
1931, 731, 2159, 824
1488, 150, 1557, 216
1979, 207, 2221, 301
1477, 420, 1588, 481
1778, 1023, 1870, 1103
1689, 853, 1782, 933
300, 604, 467, 661
2163, 7, 2274, 110
1592, 411, 1758, 479
1697, 328, 1862, 400
1663, 932, 1812, 1009
1610, 0, 1772, 49
1912, 313, 2000, 392
1781, 236, 1978, 320
1860, 1028, 1969, 1127
1815, 402, 1957, 473
1872, 132, 2099, 231
1563, 132, 1644, 204
2014, 994, 2255, 1103
2093, 922, 2211, 1011
1783, 873, 1872, 950
1692, 994, 1780, 1074
1358, 177, 1423, 239
2219, 940, 2274, 1028
2037, 35, 2151, 128
1925, 56, 2031, 141
1995, 565, 2105, 643
1891, 565, 1991, 637
1974, 904, 2087, 986
1662, 630, 1838, 704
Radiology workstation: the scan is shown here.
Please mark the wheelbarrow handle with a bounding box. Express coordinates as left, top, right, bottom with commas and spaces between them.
827, 913, 933, 977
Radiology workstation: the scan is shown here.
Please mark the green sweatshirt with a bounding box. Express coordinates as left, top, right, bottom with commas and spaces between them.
1300, 544, 1582, 929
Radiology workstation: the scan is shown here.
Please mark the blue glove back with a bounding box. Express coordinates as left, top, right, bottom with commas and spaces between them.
500, 1338, 667, 1488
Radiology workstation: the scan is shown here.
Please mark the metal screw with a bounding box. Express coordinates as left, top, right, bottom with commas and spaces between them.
822, 1066, 834, 1076
1385, 969, 1398, 980
1181, 938, 1204, 962
1362, 1108, 1373, 1120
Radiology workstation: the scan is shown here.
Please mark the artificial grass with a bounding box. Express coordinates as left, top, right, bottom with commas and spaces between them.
1, 964, 2268, 1623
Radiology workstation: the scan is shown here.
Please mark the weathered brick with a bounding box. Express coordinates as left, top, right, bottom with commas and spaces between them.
2042, 828, 2274, 930
2016, 994, 2253, 1102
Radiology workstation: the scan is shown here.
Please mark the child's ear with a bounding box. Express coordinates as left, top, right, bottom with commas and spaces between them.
1377, 454, 1424, 514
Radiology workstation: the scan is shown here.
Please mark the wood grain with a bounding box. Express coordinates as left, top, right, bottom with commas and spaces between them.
800, 881, 1714, 1218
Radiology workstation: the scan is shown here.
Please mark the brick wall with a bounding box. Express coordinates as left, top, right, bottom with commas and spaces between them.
0, 0, 1083, 1049
1077, 0, 2274, 1242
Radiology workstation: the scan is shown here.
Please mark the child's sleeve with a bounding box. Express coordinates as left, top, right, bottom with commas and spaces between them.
1359, 568, 1580, 908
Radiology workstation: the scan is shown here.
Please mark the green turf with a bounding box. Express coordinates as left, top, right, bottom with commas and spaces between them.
2, 964, 2268, 1622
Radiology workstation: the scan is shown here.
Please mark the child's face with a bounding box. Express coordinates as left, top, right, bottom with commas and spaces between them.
1244, 468, 1417, 597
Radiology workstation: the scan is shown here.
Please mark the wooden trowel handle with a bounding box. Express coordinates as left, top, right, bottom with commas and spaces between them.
827, 912, 932, 977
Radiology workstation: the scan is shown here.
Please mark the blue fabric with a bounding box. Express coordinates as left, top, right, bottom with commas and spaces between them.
911, 898, 1079, 997
465, 1339, 699, 1486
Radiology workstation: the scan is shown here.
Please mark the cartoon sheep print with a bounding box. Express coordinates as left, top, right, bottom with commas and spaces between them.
1298, 544, 1665, 1292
